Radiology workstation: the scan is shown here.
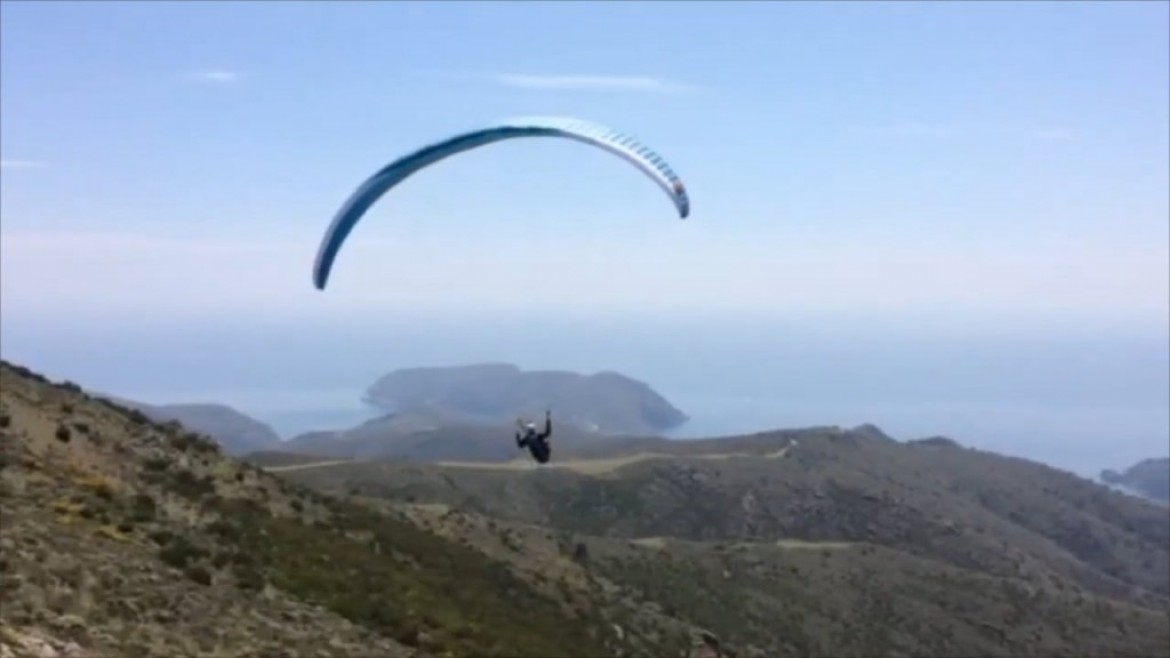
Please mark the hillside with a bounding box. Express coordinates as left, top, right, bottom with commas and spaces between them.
98, 396, 282, 456
5, 357, 1169, 658
392, 507, 1169, 658
0, 360, 703, 657
363, 363, 689, 435
264, 429, 1170, 656
1102, 457, 1170, 504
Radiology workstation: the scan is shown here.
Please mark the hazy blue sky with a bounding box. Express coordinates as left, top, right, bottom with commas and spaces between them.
1, 2, 1167, 473
2, 1, 1167, 321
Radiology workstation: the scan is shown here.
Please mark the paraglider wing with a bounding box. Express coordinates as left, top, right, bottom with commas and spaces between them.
312, 116, 690, 290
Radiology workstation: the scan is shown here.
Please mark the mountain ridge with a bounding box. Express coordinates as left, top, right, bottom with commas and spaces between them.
90, 394, 283, 456
1102, 456, 1170, 504
264, 428, 1170, 608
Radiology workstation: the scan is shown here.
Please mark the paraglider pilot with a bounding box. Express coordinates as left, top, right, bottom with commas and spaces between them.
516, 410, 553, 464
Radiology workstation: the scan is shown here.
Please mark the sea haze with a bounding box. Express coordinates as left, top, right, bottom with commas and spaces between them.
1, 310, 1166, 477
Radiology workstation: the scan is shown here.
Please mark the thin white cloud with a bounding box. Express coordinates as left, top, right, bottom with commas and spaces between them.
492, 73, 696, 94
0, 159, 46, 170
409, 69, 698, 93
189, 69, 243, 84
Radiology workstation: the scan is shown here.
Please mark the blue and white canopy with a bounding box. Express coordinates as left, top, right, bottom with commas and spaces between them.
312, 116, 690, 290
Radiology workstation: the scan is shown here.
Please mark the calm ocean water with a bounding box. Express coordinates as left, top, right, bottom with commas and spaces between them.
5, 312, 1166, 479
115, 384, 1167, 480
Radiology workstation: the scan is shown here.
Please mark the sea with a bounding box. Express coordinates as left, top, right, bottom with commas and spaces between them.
3, 311, 1167, 479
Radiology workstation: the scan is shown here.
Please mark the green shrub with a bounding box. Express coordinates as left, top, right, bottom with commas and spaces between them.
184, 565, 213, 586
233, 565, 265, 591
148, 529, 174, 546
142, 457, 170, 473
164, 469, 216, 500
157, 535, 208, 569
131, 493, 157, 522
207, 520, 241, 542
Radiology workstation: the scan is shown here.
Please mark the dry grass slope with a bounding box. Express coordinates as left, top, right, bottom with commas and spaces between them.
0, 360, 639, 658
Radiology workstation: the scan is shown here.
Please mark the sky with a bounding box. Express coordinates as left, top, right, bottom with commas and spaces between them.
1, 1, 1168, 473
